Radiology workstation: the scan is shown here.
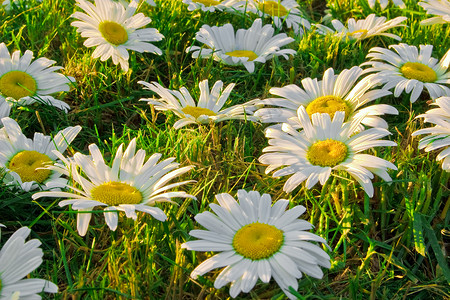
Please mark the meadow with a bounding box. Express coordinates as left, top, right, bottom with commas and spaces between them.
0, 0, 449, 299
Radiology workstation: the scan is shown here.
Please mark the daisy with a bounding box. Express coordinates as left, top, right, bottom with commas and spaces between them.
182, 189, 331, 299
187, 18, 296, 73
419, 0, 450, 25
255, 66, 397, 130
0, 117, 81, 192
182, 0, 244, 12
32, 138, 196, 236
368, 0, 405, 10
71, 0, 164, 72
259, 107, 397, 197
0, 43, 73, 112
362, 43, 450, 103
139, 79, 259, 129
314, 14, 407, 41
247, 0, 311, 35
412, 96, 450, 171
0, 227, 58, 299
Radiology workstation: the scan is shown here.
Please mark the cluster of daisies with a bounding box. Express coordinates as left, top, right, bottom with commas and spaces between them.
1, 0, 450, 298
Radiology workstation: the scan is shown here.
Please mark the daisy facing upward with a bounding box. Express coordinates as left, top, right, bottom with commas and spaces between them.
71, 0, 164, 72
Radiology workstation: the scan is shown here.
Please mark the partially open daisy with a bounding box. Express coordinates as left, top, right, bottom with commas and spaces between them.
362, 43, 450, 103
412, 97, 450, 171
187, 18, 296, 73
0, 43, 73, 112
32, 138, 195, 236
259, 107, 397, 197
182, 0, 244, 12
182, 189, 331, 299
0, 227, 58, 299
368, 0, 405, 10
139, 79, 259, 129
255, 66, 396, 129
419, 0, 450, 25
315, 14, 406, 41
0, 117, 81, 192
71, 0, 164, 72
248, 0, 311, 35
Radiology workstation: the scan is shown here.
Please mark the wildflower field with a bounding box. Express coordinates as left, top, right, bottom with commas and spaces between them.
0, 0, 449, 299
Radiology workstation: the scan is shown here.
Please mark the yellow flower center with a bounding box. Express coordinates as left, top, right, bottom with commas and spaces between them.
225, 50, 258, 61
181, 106, 216, 119
8, 151, 52, 183
258, 1, 288, 16
233, 222, 284, 260
307, 139, 348, 167
193, 0, 220, 6
91, 181, 142, 206
306, 95, 351, 119
98, 21, 128, 46
347, 29, 368, 39
0, 71, 37, 100
400, 62, 437, 83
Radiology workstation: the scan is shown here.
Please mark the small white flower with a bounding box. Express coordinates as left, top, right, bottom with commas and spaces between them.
362, 43, 450, 103
412, 96, 450, 171
182, 0, 244, 12
367, 0, 405, 10
32, 138, 196, 236
419, 0, 450, 25
259, 107, 397, 197
315, 14, 406, 41
139, 79, 259, 129
187, 18, 296, 73
255, 66, 397, 130
182, 189, 331, 299
0, 43, 73, 112
0, 227, 58, 299
1, 0, 42, 12
0, 117, 81, 192
71, 0, 164, 72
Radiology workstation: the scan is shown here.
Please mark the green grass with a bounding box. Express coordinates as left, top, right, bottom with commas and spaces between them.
0, 0, 449, 299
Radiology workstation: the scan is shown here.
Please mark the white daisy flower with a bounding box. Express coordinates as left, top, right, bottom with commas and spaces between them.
187, 18, 296, 73
0, 117, 81, 192
182, 189, 331, 299
0, 43, 73, 113
139, 79, 259, 129
368, 0, 405, 10
71, 0, 164, 72
314, 14, 407, 41
419, 0, 450, 25
259, 107, 397, 197
32, 138, 196, 236
412, 96, 450, 171
0, 227, 58, 299
247, 0, 311, 35
182, 0, 244, 12
255, 66, 397, 130
362, 43, 450, 103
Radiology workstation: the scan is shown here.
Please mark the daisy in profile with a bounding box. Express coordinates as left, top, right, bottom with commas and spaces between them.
259, 107, 397, 197
71, 0, 164, 72
0, 227, 58, 299
368, 0, 405, 10
182, 189, 331, 299
315, 14, 406, 41
0, 43, 73, 112
182, 0, 244, 12
187, 19, 296, 73
255, 66, 396, 129
362, 43, 450, 103
0, 117, 81, 192
33, 138, 195, 236
412, 96, 450, 171
248, 0, 311, 35
419, 0, 450, 25
139, 79, 259, 129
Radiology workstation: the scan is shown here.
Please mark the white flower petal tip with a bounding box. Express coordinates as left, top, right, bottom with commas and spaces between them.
32, 139, 195, 235
419, 0, 450, 25
139, 79, 259, 128
187, 19, 296, 73
183, 189, 331, 299
182, 0, 244, 12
